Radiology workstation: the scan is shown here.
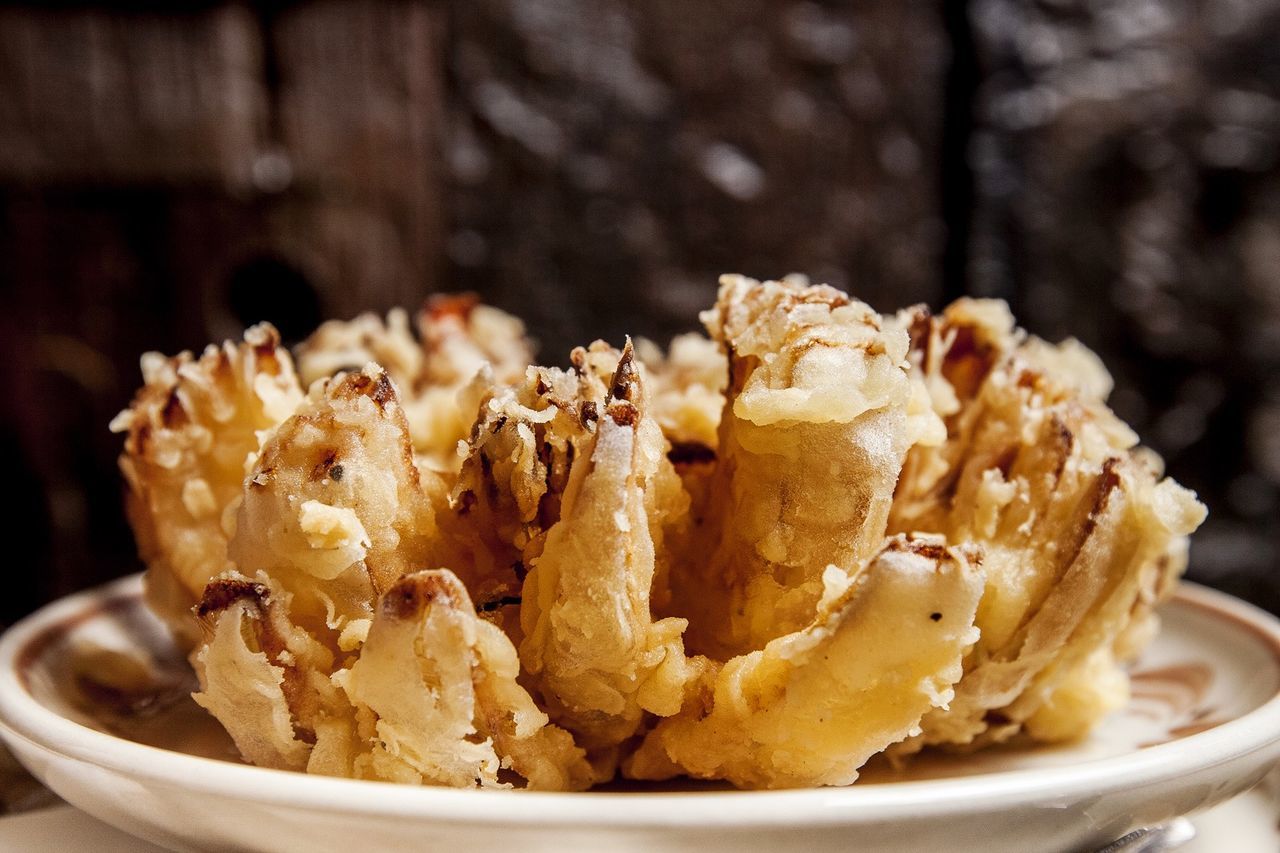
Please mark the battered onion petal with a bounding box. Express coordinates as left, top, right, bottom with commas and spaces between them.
295, 296, 535, 472
295, 309, 423, 394
110, 324, 304, 647
343, 570, 593, 790
675, 275, 920, 659
519, 342, 704, 755
635, 334, 726, 550
411, 295, 537, 471
229, 364, 438, 636
635, 332, 727, 453
191, 573, 342, 772
442, 358, 604, 619
888, 301, 1207, 752
625, 534, 985, 788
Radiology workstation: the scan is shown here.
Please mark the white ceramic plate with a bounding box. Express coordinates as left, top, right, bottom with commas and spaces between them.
1, 575, 1279, 853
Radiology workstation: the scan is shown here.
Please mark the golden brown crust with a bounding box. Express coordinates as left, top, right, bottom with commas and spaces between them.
111, 323, 304, 647
118, 278, 1206, 790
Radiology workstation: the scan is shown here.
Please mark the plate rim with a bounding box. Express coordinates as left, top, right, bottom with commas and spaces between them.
2, 573, 1280, 828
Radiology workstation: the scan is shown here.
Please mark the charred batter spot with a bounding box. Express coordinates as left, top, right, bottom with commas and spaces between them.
383, 583, 422, 619
490, 415, 509, 435
1078, 457, 1124, 541
161, 388, 188, 428
910, 542, 949, 561
930, 612, 943, 622
328, 464, 344, 482
311, 450, 339, 480
345, 370, 396, 410
607, 401, 638, 427
580, 400, 599, 428
345, 372, 373, 397
371, 372, 396, 407
381, 573, 455, 619
1049, 416, 1076, 482
477, 595, 522, 613
1093, 457, 1122, 515
425, 292, 479, 323
905, 306, 933, 361
195, 578, 269, 620
1051, 416, 1075, 452
667, 441, 716, 466
609, 340, 638, 403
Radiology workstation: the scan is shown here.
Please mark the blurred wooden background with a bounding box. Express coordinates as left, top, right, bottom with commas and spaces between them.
1, 0, 1278, 622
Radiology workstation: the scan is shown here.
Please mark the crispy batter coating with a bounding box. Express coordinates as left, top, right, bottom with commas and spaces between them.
295, 296, 534, 471
635, 334, 727, 543
110, 324, 304, 646
441, 355, 607, 618
191, 572, 344, 772
341, 570, 592, 789
625, 535, 985, 788
118, 275, 1208, 791
519, 342, 705, 757
887, 300, 1207, 752
635, 332, 727, 452
192, 569, 592, 789
295, 309, 424, 393
673, 275, 919, 658
229, 364, 439, 635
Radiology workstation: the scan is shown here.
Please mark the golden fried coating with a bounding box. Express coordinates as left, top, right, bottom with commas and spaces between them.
295, 309, 424, 393
888, 300, 1207, 752
634, 333, 726, 538
341, 570, 592, 789
635, 332, 726, 452
229, 365, 439, 635
519, 343, 704, 757
673, 275, 918, 658
441, 357, 605, 618
191, 572, 344, 772
118, 276, 1207, 792
626, 535, 985, 788
110, 324, 304, 646
192, 569, 593, 789
442, 339, 694, 629
295, 295, 534, 471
